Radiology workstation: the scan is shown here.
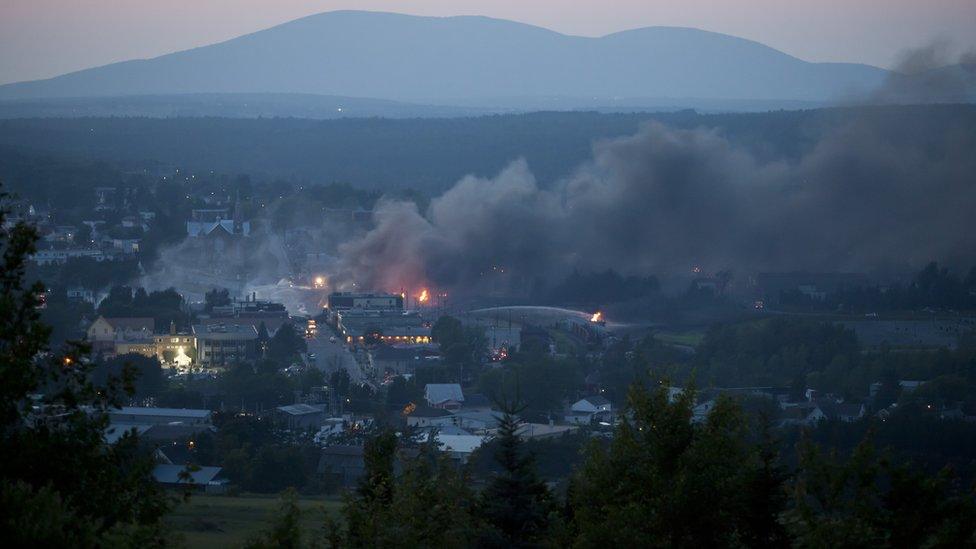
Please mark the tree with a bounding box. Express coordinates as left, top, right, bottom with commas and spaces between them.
785, 437, 976, 547
570, 383, 784, 547
268, 323, 307, 363
244, 489, 304, 549
204, 287, 231, 313
0, 189, 172, 543
479, 401, 553, 547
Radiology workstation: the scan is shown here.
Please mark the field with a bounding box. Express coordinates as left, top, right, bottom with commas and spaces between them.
166, 493, 342, 548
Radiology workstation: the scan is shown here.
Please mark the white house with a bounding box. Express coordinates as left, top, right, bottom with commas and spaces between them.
425, 383, 464, 411
567, 395, 612, 425
571, 395, 611, 414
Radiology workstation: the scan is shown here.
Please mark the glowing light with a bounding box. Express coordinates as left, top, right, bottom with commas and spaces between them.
313, 276, 326, 289
417, 289, 430, 304
590, 312, 603, 323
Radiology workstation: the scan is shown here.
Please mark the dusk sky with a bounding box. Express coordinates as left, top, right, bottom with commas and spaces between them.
2, 0, 975, 86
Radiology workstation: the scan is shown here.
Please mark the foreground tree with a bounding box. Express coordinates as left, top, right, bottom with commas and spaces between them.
479, 403, 554, 548
0, 191, 172, 545
570, 384, 787, 547
786, 437, 976, 547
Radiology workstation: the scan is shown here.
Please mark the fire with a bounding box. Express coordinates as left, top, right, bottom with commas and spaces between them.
418, 289, 430, 304
313, 275, 326, 289
590, 311, 603, 323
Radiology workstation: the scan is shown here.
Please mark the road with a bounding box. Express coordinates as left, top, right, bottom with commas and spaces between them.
305, 331, 364, 384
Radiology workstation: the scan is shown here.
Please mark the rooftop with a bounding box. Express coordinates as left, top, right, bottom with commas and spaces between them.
112, 407, 211, 419
425, 383, 465, 405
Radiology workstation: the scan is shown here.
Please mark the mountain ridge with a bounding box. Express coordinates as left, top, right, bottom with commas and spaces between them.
0, 10, 888, 106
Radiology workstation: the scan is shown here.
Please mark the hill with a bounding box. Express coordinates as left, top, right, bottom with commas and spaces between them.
0, 11, 886, 107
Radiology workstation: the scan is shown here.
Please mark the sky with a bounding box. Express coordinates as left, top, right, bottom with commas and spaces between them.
2, 0, 975, 86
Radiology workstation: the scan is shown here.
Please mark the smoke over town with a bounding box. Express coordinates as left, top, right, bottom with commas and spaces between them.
333, 112, 976, 294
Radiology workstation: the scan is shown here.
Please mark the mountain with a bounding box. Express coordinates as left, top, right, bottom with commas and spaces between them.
0, 10, 887, 106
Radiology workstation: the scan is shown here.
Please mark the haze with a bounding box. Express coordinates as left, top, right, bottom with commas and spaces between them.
2, 0, 975, 85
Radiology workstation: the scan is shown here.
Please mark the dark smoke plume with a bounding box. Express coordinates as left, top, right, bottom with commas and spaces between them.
334, 110, 976, 294
871, 42, 976, 104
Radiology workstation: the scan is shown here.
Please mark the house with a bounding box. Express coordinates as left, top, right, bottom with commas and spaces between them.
87, 316, 155, 353
571, 395, 612, 414
566, 395, 613, 425
779, 403, 827, 427
819, 401, 866, 422
405, 406, 456, 428
277, 403, 326, 430
66, 287, 95, 304
111, 238, 141, 254
425, 383, 464, 411
430, 433, 486, 463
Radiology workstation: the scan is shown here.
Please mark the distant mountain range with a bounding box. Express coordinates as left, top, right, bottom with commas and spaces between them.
0, 10, 889, 109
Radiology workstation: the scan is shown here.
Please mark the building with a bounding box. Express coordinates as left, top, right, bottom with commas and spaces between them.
327, 292, 404, 312
109, 406, 212, 427
370, 345, 440, 376
337, 309, 431, 345
66, 287, 95, 304
425, 384, 464, 411
277, 403, 327, 430
192, 323, 258, 367
152, 464, 226, 493
87, 316, 155, 353
405, 406, 456, 428
186, 207, 251, 238
32, 248, 110, 266
567, 395, 613, 425
154, 324, 196, 369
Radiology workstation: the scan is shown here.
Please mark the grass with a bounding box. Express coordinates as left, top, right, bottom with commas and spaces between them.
166, 493, 342, 548
654, 330, 705, 348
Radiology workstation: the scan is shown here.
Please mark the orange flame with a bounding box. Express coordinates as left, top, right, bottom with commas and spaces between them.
418, 289, 430, 304
590, 312, 603, 322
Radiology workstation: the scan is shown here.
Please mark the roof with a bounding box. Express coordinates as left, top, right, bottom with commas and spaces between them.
277, 404, 324, 416
104, 423, 152, 444
192, 323, 259, 340
425, 383, 464, 405
99, 317, 155, 332
152, 464, 223, 485
409, 405, 453, 418
112, 407, 211, 419
581, 395, 611, 407
434, 434, 486, 454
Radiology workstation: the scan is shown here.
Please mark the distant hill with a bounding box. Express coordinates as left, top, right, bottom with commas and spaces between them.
0, 10, 887, 107
3, 105, 973, 193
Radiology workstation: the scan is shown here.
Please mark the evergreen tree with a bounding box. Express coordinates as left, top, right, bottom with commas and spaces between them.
570, 383, 780, 547
479, 402, 553, 548
0, 189, 172, 544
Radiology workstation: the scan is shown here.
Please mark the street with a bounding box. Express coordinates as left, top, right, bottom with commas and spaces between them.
306, 330, 363, 384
